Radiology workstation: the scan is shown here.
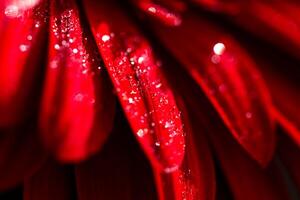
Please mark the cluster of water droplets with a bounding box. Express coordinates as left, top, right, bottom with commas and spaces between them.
97, 29, 185, 173
3, 0, 48, 55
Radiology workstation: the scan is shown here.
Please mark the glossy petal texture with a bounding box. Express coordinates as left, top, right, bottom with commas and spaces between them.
83, 0, 185, 172
0, 0, 48, 127
159, 54, 217, 200
24, 159, 75, 200
149, 12, 276, 166
134, 0, 184, 26
76, 112, 157, 200
40, 0, 115, 162
0, 125, 45, 190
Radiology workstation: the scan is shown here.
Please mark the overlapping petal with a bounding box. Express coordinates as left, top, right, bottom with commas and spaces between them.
195, 1, 300, 58
0, 0, 48, 127
180, 83, 291, 200
82, 0, 185, 174
39, 0, 115, 162
147, 11, 276, 166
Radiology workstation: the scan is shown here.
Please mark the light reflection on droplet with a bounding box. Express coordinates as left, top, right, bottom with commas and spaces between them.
27, 35, 33, 41
213, 42, 226, 55
101, 35, 110, 42
164, 165, 179, 173
137, 129, 145, 137
211, 54, 221, 64
19, 44, 29, 52
74, 93, 84, 102
138, 56, 145, 64
54, 44, 60, 50
246, 112, 252, 119
148, 7, 156, 13
4, 5, 20, 18
72, 48, 78, 54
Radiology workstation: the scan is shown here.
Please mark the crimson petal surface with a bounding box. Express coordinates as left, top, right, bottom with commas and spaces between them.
40, 0, 115, 162
149, 12, 276, 166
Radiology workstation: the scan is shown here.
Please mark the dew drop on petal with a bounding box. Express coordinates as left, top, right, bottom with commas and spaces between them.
101, 35, 110, 42
27, 35, 33, 41
74, 93, 84, 102
4, 5, 20, 18
72, 48, 78, 54
213, 42, 226, 55
19, 44, 29, 52
54, 44, 60, 50
164, 165, 179, 173
246, 112, 253, 119
137, 129, 145, 137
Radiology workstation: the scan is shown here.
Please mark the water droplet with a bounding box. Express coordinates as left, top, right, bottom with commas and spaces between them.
211, 55, 221, 64
4, 5, 20, 18
72, 48, 78, 54
164, 165, 179, 173
19, 44, 29, 52
128, 97, 134, 104
35, 22, 40, 28
148, 7, 157, 13
213, 42, 226, 55
54, 44, 60, 50
137, 129, 145, 137
101, 35, 110, 42
27, 35, 33, 41
74, 93, 84, 102
138, 56, 145, 64
246, 112, 252, 119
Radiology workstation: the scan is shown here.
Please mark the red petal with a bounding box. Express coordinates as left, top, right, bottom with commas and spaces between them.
192, 0, 242, 14
152, 98, 216, 200
135, 1, 183, 26
265, 72, 300, 146
149, 12, 276, 166
183, 89, 290, 200
83, 0, 185, 173
0, 126, 46, 190
278, 132, 300, 192
0, 0, 48, 127
40, 0, 115, 162
24, 159, 75, 200
159, 55, 217, 200
208, 1, 300, 58
75, 114, 157, 200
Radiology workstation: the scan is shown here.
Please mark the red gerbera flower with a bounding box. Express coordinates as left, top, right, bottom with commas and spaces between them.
0, 0, 299, 199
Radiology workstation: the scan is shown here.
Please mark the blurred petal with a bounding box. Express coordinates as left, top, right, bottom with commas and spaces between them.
244, 42, 300, 147
197, 1, 300, 58
134, 0, 184, 26
0, 125, 46, 190
40, 0, 115, 162
0, 0, 48, 127
278, 132, 300, 192
75, 111, 157, 200
24, 159, 76, 200
265, 73, 300, 146
182, 87, 291, 200
149, 12, 276, 166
